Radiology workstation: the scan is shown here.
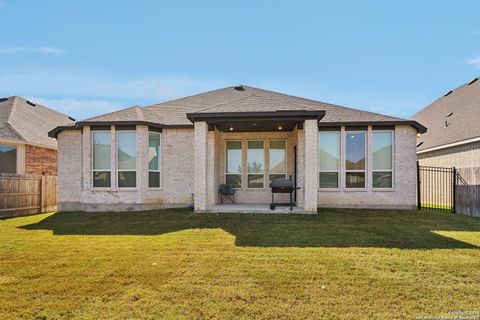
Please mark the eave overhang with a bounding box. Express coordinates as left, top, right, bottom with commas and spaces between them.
318, 120, 427, 134
48, 121, 193, 138
186, 110, 326, 123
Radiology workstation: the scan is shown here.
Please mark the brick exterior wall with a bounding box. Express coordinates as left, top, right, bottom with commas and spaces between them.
58, 125, 195, 212
303, 119, 319, 211
194, 122, 208, 211
418, 141, 480, 168
25, 144, 57, 175
56, 123, 418, 212
317, 125, 417, 209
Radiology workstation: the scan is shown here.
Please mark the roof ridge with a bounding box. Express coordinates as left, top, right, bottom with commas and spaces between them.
251, 92, 318, 111
152, 85, 235, 106
83, 104, 140, 121
194, 94, 258, 112
4, 121, 26, 141
7, 96, 20, 124
242, 85, 406, 121
133, 105, 144, 121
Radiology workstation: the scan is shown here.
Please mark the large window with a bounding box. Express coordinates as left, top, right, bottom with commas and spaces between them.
117, 131, 136, 188
345, 131, 366, 188
92, 131, 111, 187
148, 132, 161, 188
0, 145, 17, 173
318, 131, 340, 188
226, 141, 242, 188
269, 140, 286, 183
247, 140, 264, 188
372, 131, 393, 188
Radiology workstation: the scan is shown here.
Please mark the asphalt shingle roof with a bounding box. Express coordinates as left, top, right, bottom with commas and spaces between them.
411, 77, 480, 151
0, 96, 74, 149
52, 85, 425, 136
84, 85, 409, 125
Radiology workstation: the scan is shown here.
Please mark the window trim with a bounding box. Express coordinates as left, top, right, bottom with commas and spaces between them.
246, 139, 265, 189
116, 130, 137, 189
91, 130, 112, 189
148, 131, 162, 189
268, 139, 287, 184
345, 130, 367, 190
318, 131, 340, 190
372, 129, 394, 190
225, 140, 243, 189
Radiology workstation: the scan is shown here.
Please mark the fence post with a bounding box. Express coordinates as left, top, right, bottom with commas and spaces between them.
417, 161, 421, 210
40, 175, 46, 213
452, 167, 456, 214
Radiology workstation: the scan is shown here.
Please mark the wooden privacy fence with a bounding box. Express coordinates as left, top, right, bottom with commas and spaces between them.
456, 167, 480, 217
0, 173, 57, 218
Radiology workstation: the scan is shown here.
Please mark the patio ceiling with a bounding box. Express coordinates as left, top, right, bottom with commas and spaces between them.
186, 110, 326, 132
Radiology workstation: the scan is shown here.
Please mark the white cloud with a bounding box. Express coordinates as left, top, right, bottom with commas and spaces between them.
254, 79, 429, 118
0, 46, 66, 55
0, 71, 227, 119
27, 97, 121, 120
0, 71, 226, 101
466, 56, 480, 69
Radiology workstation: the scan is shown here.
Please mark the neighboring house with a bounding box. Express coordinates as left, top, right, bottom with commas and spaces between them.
0, 96, 74, 175
412, 77, 480, 168
49, 85, 426, 213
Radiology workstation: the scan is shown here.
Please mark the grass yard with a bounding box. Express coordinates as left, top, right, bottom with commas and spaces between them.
1, 209, 480, 319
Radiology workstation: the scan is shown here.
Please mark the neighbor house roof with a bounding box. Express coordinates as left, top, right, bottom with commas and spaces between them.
411, 77, 480, 152
0, 96, 74, 149
49, 85, 426, 137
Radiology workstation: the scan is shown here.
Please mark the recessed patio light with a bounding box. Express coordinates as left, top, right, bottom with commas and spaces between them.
278, 126, 283, 130
229, 126, 234, 131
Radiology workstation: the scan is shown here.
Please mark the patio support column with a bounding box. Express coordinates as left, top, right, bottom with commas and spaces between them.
303, 119, 318, 212
206, 127, 219, 209
194, 121, 208, 212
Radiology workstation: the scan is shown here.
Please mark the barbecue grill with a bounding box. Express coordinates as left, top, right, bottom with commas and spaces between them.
270, 178, 299, 210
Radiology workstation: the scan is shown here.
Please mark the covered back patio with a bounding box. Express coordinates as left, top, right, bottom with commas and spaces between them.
188, 110, 325, 213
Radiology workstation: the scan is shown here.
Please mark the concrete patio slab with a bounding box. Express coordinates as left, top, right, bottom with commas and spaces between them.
210, 203, 313, 214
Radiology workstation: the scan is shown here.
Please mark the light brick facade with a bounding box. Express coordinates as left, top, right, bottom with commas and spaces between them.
56, 123, 418, 212
317, 125, 417, 209
417, 141, 480, 169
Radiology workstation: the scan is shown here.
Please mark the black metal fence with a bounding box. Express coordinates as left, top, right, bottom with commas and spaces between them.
417, 163, 456, 212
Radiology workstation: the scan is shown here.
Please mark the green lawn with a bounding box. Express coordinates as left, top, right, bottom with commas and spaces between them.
1, 209, 480, 319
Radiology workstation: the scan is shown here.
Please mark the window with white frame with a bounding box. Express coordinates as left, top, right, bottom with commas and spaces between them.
247, 140, 264, 188
0, 145, 17, 173
148, 132, 161, 188
318, 131, 340, 188
225, 140, 242, 188
345, 130, 366, 188
117, 131, 136, 188
92, 131, 111, 188
372, 130, 393, 188
269, 140, 286, 183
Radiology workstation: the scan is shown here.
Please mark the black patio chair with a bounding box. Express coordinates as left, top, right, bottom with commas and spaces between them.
219, 184, 236, 204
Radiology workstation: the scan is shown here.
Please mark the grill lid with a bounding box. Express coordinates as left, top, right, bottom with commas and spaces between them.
270, 178, 294, 189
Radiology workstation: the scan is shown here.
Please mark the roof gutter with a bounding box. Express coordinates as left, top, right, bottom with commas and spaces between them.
417, 135, 480, 154
48, 121, 193, 138
318, 120, 427, 133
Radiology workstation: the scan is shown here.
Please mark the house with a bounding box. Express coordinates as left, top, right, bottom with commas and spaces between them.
0, 96, 74, 175
412, 77, 480, 168
49, 85, 426, 213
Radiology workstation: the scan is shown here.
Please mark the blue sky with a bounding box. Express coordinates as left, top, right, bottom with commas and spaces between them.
0, 0, 479, 120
